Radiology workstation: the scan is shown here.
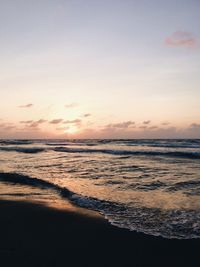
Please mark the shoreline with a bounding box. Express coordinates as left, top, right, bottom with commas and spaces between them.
0, 199, 199, 267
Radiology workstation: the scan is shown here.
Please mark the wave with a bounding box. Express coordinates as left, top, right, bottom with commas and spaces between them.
91, 139, 200, 149
119, 140, 200, 149
54, 147, 200, 159
134, 181, 166, 191
138, 143, 200, 149
0, 172, 200, 239
0, 146, 45, 154
46, 143, 97, 147
0, 139, 200, 159
166, 180, 200, 193
0, 172, 72, 198
0, 192, 45, 197
0, 140, 34, 145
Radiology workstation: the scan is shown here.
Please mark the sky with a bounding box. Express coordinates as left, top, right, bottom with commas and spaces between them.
0, 0, 200, 139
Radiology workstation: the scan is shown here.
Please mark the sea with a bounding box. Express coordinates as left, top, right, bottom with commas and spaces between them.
0, 139, 200, 239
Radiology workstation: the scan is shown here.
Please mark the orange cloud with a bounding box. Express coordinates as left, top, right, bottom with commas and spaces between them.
165, 31, 198, 48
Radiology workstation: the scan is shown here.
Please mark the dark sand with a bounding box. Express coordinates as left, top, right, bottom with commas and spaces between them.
0, 200, 199, 267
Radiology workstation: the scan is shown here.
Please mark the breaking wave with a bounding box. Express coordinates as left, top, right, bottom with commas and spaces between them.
0, 146, 45, 154
54, 147, 200, 159
0, 172, 72, 198
0, 172, 200, 239
0, 140, 34, 145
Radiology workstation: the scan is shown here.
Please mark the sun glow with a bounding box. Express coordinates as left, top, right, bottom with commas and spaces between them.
64, 126, 79, 134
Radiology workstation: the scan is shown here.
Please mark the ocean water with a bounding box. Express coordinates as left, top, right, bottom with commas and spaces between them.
0, 139, 200, 239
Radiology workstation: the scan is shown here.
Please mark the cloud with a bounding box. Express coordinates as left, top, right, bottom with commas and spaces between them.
56, 126, 69, 131
49, 119, 63, 124
0, 123, 16, 131
0, 122, 17, 133
4, 125, 16, 130
0, 123, 7, 128
82, 113, 91, 118
20, 119, 47, 127
72, 126, 182, 139
36, 119, 47, 124
165, 31, 198, 48
105, 121, 135, 129
19, 103, 33, 108
162, 122, 170, 126
24, 122, 40, 128
20, 120, 33, 124
2, 120, 200, 139
65, 103, 79, 108
190, 123, 200, 128
0, 120, 65, 138
149, 126, 158, 129
63, 119, 82, 125
143, 120, 151, 125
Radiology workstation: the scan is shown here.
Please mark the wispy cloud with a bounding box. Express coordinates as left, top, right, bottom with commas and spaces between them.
19, 103, 33, 108
143, 120, 151, 125
149, 126, 158, 129
22, 124, 41, 131
63, 119, 82, 125
73, 126, 182, 139
162, 122, 170, 126
165, 31, 198, 48
50, 119, 63, 124
65, 103, 79, 108
190, 123, 200, 128
82, 113, 91, 118
20, 119, 47, 127
0, 122, 16, 131
20, 120, 33, 124
56, 126, 69, 131
0, 123, 14, 128
27, 122, 39, 128
37, 119, 47, 124
105, 121, 135, 129
4, 125, 16, 130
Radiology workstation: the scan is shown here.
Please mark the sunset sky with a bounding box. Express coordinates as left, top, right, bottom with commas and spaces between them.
0, 0, 200, 138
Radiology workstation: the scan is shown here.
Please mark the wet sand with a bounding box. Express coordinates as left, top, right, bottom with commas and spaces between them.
0, 199, 199, 267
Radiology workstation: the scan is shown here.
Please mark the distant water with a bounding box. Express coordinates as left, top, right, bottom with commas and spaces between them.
0, 139, 200, 239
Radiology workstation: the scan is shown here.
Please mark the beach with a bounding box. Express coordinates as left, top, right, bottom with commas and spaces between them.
0, 199, 199, 267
